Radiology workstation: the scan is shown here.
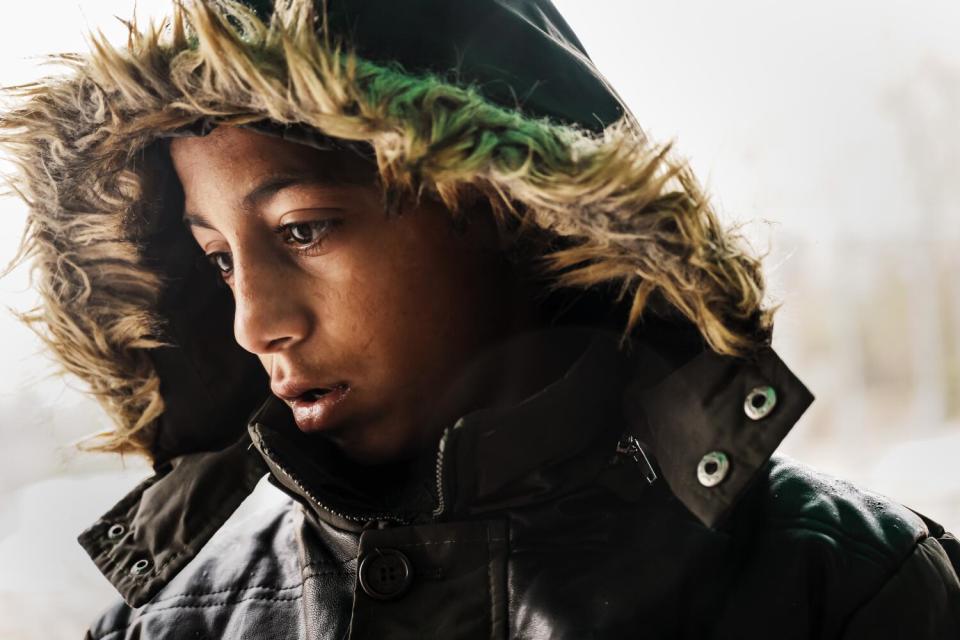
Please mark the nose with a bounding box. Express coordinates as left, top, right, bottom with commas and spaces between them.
231, 250, 311, 355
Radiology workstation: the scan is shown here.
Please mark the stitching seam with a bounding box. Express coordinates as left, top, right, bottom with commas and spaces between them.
92, 593, 303, 640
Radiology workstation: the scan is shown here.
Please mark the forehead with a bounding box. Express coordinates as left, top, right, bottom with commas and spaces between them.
168, 126, 376, 195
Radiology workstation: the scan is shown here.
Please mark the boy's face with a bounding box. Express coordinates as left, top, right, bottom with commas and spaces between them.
170, 126, 534, 463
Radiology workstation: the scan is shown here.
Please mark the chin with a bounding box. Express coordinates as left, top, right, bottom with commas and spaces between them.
326, 423, 429, 466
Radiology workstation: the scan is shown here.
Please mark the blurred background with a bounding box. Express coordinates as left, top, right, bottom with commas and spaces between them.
0, 0, 957, 637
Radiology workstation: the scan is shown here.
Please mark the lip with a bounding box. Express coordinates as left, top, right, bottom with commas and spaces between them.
272, 381, 351, 432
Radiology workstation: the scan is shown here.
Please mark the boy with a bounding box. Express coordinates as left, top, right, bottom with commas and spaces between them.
2, 1, 958, 638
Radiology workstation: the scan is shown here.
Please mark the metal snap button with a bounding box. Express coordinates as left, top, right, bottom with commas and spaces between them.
697, 451, 730, 487
129, 558, 151, 576
744, 385, 777, 420
107, 524, 125, 540
358, 548, 413, 601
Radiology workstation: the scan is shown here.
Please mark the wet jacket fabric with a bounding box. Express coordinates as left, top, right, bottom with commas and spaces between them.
0, 0, 957, 638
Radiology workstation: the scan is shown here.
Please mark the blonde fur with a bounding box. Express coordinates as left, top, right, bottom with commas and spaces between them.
0, 0, 777, 458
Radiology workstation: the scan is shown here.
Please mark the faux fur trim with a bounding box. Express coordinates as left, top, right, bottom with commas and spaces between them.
0, 0, 775, 458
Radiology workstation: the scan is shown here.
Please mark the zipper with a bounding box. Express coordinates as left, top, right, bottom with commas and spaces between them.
252, 423, 410, 525
616, 434, 658, 484
432, 425, 452, 519
253, 415, 463, 524
432, 416, 469, 519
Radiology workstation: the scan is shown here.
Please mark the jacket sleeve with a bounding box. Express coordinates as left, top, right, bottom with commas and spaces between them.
840, 530, 960, 639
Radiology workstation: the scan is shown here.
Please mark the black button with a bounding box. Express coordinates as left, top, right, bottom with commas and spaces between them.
358, 548, 413, 600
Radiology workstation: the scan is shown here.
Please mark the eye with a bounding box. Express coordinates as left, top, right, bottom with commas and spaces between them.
206, 252, 234, 276
277, 219, 339, 249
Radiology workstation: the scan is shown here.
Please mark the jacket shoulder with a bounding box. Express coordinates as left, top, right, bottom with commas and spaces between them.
756, 453, 931, 566
717, 453, 960, 637
86, 482, 305, 640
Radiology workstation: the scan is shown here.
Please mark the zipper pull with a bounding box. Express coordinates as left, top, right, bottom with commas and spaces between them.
615, 434, 658, 485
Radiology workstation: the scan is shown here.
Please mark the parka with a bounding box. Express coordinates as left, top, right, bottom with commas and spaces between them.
0, 1, 958, 638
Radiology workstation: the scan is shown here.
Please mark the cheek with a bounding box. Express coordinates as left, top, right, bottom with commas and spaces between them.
320, 213, 504, 383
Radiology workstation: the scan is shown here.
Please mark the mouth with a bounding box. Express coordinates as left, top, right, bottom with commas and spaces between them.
273, 382, 352, 433
299, 387, 340, 401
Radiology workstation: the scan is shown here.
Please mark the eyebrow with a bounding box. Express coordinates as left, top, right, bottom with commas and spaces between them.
182, 171, 344, 230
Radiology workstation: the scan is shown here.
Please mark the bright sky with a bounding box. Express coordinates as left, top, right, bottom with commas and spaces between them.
554, 0, 960, 242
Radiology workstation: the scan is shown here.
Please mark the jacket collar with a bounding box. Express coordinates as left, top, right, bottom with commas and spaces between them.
78, 322, 815, 606
248, 322, 815, 531
434, 327, 633, 518
77, 434, 268, 607
247, 326, 631, 530
621, 322, 816, 528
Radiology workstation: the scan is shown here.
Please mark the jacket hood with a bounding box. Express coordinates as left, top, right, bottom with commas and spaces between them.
0, 0, 774, 461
